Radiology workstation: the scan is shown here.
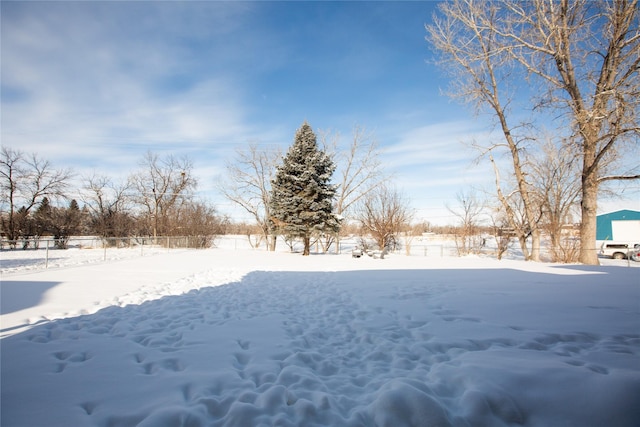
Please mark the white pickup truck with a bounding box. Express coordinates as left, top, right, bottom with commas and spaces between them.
600, 242, 640, 260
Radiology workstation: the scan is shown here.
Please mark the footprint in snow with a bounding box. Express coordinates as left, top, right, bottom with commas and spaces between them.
51, 351, 92, 373
79, 401, 98, 415
233, 339, 252, 379
237, 339, 251, 350
140, 358, 186, 375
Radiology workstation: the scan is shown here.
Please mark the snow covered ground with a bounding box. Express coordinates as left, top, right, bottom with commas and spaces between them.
1, 239, 639, 426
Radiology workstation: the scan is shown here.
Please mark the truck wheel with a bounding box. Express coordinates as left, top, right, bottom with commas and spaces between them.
612, 252, 625, 260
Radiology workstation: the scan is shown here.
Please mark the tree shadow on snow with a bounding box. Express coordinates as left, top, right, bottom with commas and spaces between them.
0, 280, 62, 315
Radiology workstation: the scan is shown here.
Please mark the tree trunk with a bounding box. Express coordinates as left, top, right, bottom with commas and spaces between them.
530, 229, 541, 262
302, 235, 310, 256
550, 230, 561, 263
517, 235, 531, 261
579, 172, 599, 265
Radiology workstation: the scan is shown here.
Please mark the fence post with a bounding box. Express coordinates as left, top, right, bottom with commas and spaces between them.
45, 239, 50, 268
104, 239, 107, 261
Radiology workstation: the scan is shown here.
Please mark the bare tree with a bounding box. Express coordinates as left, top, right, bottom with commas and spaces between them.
356, 183, 413, 254
488, 154, 544, 260
400, 223, 423, 256
320, 125, 389, 251
427, 1, 543, 260
488, 206, 514, 260
502, 0, 640, 263
447, 190, 486, 256
82, 174, 134, 239
173, 201, 228, 248
1, 147, 25, 243
322, 126, 388, 218
0, 147, 73, 243
220, 143, 281, 251
130, 151, 196, 240
428, 0, 640, 264
529, 139, 582, 262
230, 222, 266, 248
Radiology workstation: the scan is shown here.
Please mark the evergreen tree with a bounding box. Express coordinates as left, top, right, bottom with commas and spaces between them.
51, 199, 82, 248
270, 122, 340, 255
63, 199, 82, 236
34, 197, 52, 237
15, 206, 36, 249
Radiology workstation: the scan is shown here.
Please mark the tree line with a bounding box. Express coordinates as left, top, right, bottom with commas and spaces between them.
0, 123, 411, 255
0, 147, 226, 249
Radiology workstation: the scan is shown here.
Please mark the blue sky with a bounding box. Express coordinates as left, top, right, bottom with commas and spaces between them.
2, 1, 638, 225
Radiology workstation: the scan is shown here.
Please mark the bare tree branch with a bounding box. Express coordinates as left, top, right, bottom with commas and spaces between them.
599, 174, 640, 182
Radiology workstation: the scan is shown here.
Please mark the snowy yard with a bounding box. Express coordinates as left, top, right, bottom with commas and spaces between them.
1, 242, 639, 426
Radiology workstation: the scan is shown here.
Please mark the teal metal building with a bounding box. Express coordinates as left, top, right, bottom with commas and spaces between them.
596, 210, 640, 240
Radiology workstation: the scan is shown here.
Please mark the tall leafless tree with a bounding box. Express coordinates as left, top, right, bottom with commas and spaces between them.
322, 126, 388, 218
529, 139, 582, 262
0, 146, 73, 243
220, 143, 281, 250
321, 125, 389, 251
427, 0, 543, 260
82, 174, 134, 239
130, 151, 196, 240
488, 153, 544, 260
427, 0, 640, 264
447, 190, 486, 256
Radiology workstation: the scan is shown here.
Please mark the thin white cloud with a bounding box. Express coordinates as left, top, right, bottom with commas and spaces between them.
375, 120, 509, 224
384, 121, 491, 168
1, 2, 264, 178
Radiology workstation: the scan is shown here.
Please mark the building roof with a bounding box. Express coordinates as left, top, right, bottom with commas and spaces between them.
596, 210, 640, 240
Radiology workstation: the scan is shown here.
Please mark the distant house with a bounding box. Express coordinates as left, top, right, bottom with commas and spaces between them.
596, 210, 640, 242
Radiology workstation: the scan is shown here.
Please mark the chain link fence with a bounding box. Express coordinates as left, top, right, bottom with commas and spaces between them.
2, 235, 637, 275
0, 236, 210, 274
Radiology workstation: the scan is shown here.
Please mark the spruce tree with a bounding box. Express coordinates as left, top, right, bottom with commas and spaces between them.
34, 197, 52, 237
270, 122, 340, 255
